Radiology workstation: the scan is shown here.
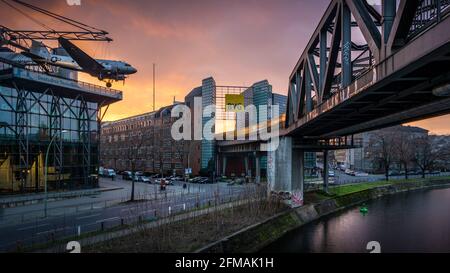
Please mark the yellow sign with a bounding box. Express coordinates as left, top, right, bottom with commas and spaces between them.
225, 94, 245, 112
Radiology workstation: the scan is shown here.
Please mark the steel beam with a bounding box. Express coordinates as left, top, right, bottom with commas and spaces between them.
79, 98, 91, 185
296, 69, 304, 118
341, 2, 352, 88
304, 65, 313, 114
382, 0, 397, 44
289, 1, 338, 80
387, 0, 421, 52
307, 54, 320, 103
345, 0, 381, 59
289, 81, 298, 123
14, 83, 29, 191
50, 95, 63, 189
322, 2, 342, 99
319, 28, 327, 101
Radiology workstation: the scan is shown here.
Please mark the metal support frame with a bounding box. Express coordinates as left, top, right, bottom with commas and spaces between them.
286, 0, 450, 133
322, 2, 342, 99
341, 2, 352, 87
345, 0, 381, 59
79, 98, 91, 185
13, 83, 29, 191
50, 94, 63, 189
382, 0, 397, 44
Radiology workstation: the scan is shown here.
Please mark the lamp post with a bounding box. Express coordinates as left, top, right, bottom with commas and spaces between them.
44, 130, 67, 218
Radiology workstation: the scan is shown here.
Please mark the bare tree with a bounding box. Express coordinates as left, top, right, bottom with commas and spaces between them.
413, 135, 441, 178
171, 138, 198, 183
126, 129, 147, 202
368, 130, 397, 181
395, 131, 415, 180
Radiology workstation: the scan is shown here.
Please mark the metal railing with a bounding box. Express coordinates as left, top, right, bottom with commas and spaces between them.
0, 183, 267, 252
409, 0, 450, 40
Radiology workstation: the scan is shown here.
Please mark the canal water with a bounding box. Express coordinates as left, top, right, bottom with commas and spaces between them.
264, 187, 450, 253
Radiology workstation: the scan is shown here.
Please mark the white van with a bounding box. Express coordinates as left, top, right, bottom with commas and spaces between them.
103, 169, 116, 178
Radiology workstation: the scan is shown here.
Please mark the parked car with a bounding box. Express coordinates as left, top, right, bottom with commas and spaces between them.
345, 169, 355, 176
407, 170, 421, 175
354, 171, 369, 177
189, 177, 202, 183
198, 177, 211, 184
388, 170, 400, 176
170, 176, 183, 182
102, 168, 116, 178
122, 171, 133, 180
138, 176, 151, 183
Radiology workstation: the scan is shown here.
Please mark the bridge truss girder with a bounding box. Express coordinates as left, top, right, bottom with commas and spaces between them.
286, 0, 450, 133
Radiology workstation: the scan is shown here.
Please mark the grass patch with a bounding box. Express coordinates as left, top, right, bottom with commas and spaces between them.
328, 181, 392, 196
308, 176, 450, 202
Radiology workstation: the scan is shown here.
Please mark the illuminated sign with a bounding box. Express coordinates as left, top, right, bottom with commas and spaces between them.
225, 94, 244, 112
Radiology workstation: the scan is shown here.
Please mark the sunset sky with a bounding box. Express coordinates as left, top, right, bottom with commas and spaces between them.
1, 0, 449, 134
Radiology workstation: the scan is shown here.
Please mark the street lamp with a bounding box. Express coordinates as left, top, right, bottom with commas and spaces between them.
44, 130, 68, 218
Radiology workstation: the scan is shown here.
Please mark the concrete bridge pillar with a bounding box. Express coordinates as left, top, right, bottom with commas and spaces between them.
244, 155, 249, 177
323, 150, 329, 193
222, 156, 227, 176
255, 154, 261, 184
267, 137, 304, 207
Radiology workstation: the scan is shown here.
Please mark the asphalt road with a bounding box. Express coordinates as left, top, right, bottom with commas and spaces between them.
0, 178, 259, 252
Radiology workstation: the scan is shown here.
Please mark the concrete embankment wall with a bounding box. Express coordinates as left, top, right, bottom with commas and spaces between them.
196, 179, 450, 253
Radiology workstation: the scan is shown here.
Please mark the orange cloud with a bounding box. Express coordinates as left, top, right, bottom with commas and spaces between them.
1, 0, 450, 135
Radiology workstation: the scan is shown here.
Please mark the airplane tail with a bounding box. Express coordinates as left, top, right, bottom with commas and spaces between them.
30, 40, 50, 59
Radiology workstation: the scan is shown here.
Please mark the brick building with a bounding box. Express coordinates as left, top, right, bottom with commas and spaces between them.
100, 103, 198, 175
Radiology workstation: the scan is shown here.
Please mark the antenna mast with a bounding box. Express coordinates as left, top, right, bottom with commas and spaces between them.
153, 63, 156, 111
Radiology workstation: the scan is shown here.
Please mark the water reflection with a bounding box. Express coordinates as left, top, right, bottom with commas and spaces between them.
264, 188, 450, 253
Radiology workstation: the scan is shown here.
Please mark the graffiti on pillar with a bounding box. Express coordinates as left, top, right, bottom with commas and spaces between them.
270, 190, 304, 207
267, 151, 275, 188
291, 191, 304, 207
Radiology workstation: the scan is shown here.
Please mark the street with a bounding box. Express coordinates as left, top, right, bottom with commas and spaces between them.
0, 177, 259, 252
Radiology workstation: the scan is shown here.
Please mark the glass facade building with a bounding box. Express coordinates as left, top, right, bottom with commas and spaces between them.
0, 65, 121, 193
201, 77, 216, 170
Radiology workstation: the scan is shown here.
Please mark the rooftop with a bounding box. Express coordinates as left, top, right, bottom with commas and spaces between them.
0, 64, 122, 104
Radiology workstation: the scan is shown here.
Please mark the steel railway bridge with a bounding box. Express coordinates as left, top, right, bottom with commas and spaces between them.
219, 0, 450, 206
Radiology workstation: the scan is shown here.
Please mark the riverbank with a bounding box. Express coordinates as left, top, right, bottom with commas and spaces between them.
32, 177, 450, 253
82, 199, 287, 253
198, 177, 450, 253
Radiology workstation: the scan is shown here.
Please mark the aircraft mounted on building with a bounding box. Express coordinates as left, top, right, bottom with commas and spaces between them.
0, 0, 137, 88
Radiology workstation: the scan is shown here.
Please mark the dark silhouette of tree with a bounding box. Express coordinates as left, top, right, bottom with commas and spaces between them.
126, 129, 147, 202
394, 131, 415, 180
413, 135, 441, 178
368, 130, 396, 181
